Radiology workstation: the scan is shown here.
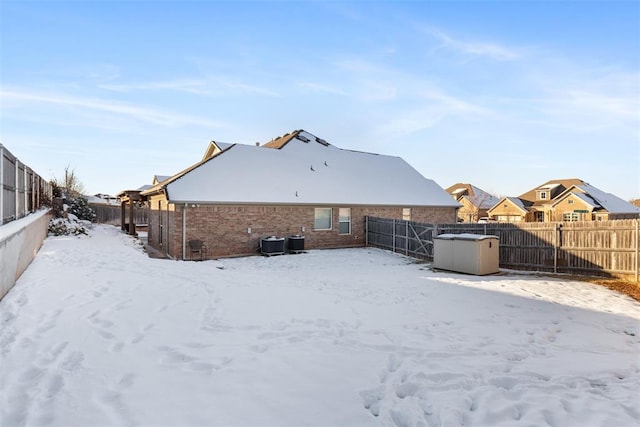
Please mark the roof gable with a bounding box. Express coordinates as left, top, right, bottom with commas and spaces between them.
488, 196, 528, 214
551, 191, 599, 210
202, 141, 233, 161
518, 178, 584, 203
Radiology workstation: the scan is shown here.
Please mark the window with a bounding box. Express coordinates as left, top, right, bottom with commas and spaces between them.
338, 208, 351, 234
314, 208, 332, 230
402, 208, 411, 221
535, 211, 544, 222
563, 213, 579, 222
568, 199, 574, 204
539, 191, 547, 200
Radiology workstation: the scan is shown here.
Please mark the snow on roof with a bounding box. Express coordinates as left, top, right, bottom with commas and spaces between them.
568, 191, 599, 209
576, 184, 640, 214
502, 196, 527, 211
466, 185, 500, 209
538, 183, 560, 190
165, 131, 460, 207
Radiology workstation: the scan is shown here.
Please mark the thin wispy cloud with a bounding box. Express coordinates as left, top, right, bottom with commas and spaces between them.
425, 27, 520, 61
222, 81, 280, 97
295, 82, 347, 96
99, 77, 280, 97
1, 88, 223, 128
98, 79, 209, 95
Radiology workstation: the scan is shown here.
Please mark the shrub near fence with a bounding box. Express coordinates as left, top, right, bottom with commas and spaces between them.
1, 144, 52, 225
365, 217, 640, 281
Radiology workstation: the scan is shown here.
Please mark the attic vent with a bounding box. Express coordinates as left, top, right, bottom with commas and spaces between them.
296, 135, 310, 143
316, 137, 329, 146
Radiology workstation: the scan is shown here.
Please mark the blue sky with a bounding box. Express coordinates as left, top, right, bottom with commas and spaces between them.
1, 1, 638, 200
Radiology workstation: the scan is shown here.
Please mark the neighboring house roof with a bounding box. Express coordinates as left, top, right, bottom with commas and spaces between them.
143, 130, 461, 208
518, 178, 585, 206
552, 183, 640, 214
568, 192, 599, 209
202, 141, 234, 161
446, 183, 500, 210
153, 175, 171, 184
85, 194, 119, 205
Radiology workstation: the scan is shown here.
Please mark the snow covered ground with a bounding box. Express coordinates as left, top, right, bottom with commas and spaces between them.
1, 224, 639, 426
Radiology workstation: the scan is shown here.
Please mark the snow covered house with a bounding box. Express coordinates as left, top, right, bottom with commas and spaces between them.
487, 178, 640, 222
445, 183, 500, 223
140, 130, 460, 259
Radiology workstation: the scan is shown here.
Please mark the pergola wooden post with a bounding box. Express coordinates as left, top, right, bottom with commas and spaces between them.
116, 190, 143, 236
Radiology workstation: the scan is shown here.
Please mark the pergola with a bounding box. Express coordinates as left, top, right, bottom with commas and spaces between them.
116, 190, 144, 236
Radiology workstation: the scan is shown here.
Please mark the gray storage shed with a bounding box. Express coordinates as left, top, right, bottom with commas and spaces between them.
433, 233, 499, 275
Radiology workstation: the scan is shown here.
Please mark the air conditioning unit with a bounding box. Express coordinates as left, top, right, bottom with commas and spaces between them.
260, 236, 285, 256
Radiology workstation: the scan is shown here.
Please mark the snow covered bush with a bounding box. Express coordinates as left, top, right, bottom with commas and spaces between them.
67, 196, 97, 222
48, 215, 90, 236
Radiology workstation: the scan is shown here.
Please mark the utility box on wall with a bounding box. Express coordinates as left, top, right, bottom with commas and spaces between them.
433, 233, 499, 275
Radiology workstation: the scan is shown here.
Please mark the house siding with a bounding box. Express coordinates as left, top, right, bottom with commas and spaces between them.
146, 203, 456, 259
552, 196, 593, 221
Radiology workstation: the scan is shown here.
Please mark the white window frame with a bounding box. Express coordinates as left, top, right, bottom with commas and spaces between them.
338, 208, 351, 235
314, 208, 332, 230
563, 212, 579, 222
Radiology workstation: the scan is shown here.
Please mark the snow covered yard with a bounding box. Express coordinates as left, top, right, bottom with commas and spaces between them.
1, 225, 639, 427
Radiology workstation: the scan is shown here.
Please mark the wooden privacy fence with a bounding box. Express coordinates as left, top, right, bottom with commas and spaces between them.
365, 216, 640, 280
1, 144, 52, 225
90, 203, 148, 226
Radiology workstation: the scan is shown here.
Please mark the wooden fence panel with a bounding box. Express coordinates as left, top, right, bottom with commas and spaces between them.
91, 204, 148, 226
0, 144, 52, 225
366, 216, 639, 280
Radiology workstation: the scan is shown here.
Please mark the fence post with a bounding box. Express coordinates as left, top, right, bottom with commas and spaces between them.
405, 220, 409, 255
635, 219, 638, 284
365, 216, 369, 247
392, 219, 396, 253
24, 166, 28, 215
14, 159, 19, 220
553, 223, 559, 274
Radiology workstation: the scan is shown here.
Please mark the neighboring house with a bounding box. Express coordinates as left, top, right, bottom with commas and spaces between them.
486, 197, 529, 223
445, 183, 500, 222
85, 193, 119, 205
488, 178, 640, 222
140, 129, 460, 259
550, 183, 640, 221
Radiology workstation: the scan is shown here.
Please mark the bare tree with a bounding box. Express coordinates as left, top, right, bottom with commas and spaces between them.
54, 164, 86, 198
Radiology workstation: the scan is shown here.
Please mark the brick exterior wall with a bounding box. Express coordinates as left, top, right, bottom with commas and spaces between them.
146, 202, 457, 259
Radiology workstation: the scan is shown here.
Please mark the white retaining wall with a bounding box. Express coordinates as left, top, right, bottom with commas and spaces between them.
0, 210, 50, 299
